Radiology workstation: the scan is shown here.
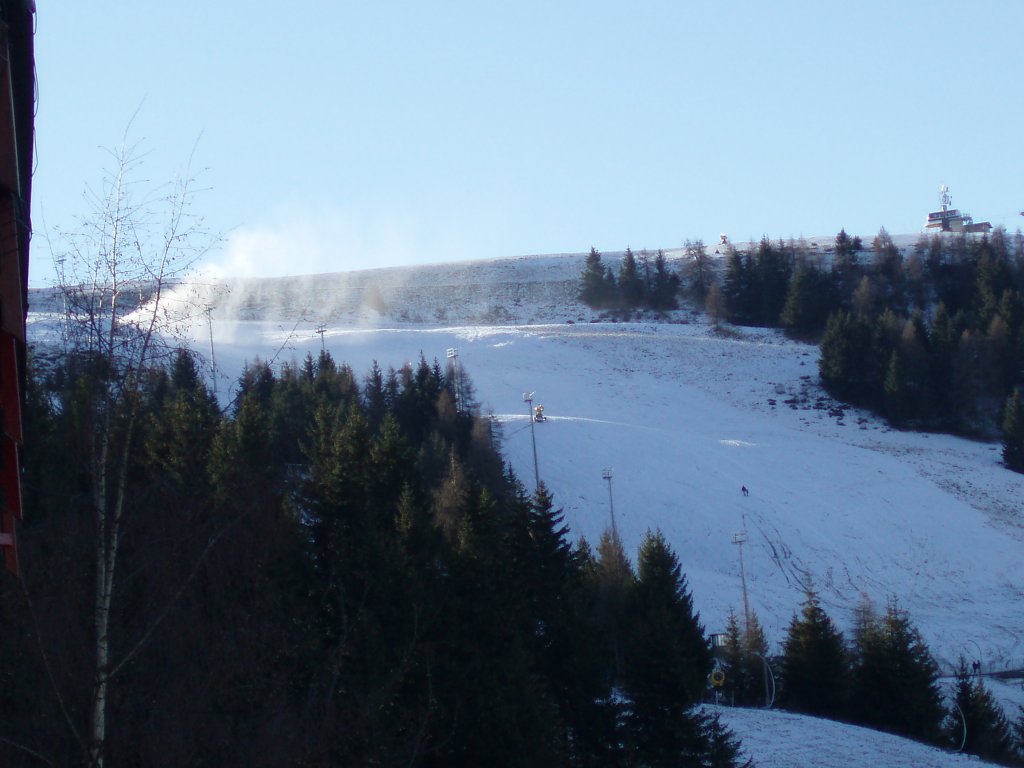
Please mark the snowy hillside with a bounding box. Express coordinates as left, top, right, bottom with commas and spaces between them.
713, 705, 1004, 767
27, 244, 1024, 765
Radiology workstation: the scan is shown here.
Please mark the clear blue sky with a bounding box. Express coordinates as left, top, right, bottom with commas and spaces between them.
29, 1, 1024, 285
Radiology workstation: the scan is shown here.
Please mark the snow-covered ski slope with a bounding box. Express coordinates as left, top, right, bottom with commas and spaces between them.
201, 314, 1023, 668
27, 243, 1024, 766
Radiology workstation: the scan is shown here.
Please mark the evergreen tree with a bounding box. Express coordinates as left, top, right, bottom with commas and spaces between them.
947, 659, 1016, 762
897, 313, 931, 422
625, 531, 711, 708
619, 247, 645, 309
743, 611, 769, 675
872, 227, 903, 285
974, 236, 1013, 329
850, 599, 944, 743
685, 238, 711, 299
905, 249, 931, 310
594, 529, 634, 683
720, 609, 770, 708
952, 327, 988, 429
780, 265, 840, 339
995, 289, 1024, 392
833, 228, 863, 299
882, 349, 908, 424
604, 266, 618, 302
819, 311, 873, 403
780, 585, 849, 718
703, 712, 750, 768
719, 611, 749, 705
580, 247, 612, 308
1002, 388, 1024, 472
144, 349, 220, 500
1014, 706, 1024, 765
570, 537, 632, 764
363, 359, 388, 429
834, 228, 862, 264
639, 249, 654, 298
622, 530, 715, 766
649, 249, 680, 310
753, 237, 793, 326
722, 247, 755, 325
924, 232, 945, 275
928, 302, 958, 423
851, 274, 880, 318
506, 482, 573, 671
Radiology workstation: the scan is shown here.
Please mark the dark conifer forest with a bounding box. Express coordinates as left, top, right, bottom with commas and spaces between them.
5, 227, 1024, 765
579, 229, 1024, 471
1, 349, 743, 767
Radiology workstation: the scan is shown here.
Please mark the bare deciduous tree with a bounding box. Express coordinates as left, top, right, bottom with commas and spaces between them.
53, 129, 216, 767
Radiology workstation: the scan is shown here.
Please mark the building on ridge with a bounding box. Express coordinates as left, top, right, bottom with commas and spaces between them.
924, 184, 992, 234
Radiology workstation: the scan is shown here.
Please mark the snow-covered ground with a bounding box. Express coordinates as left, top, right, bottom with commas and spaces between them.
28, 244, 1024, 766
713, 705, 1003, 767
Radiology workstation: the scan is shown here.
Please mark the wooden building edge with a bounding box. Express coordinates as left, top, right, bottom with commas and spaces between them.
0, 0, 35, 575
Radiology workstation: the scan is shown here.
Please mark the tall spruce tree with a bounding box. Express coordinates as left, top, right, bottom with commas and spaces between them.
560, 537, 626, 765
780, 585, 849, 718
872, 227, 903, 285
850, 599, 944, 744
720, 609, 770, 708
625, 531, 711, 707
780, 265, 840, 339
882, 349, 909, 424
649, 249, 680, 310
723, 247, 756, 325
753, 237, 792, 326
928, 302, 958, 423
1002, 388, 1024, 472
580, 247, 611, 308
619, 247, 645, 309
622, 530, 713, 766
684, 238, 711, 299
819, 310, 873, 403
833, 228, 863, 300
594, 529, 634, 684
947, 659, 1016, 762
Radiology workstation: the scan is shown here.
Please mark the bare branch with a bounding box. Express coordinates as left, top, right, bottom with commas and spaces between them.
0, 735, 57, 766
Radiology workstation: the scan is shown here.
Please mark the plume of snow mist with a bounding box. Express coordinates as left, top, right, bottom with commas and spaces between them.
202, 206, 421, 280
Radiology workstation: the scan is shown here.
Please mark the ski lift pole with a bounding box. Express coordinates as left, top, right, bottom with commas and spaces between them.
602, 468, 619, 544
447, 348, 462, 412
732, 525, 751, 637
205, 304, 218, 399
524, 392, 540, 490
